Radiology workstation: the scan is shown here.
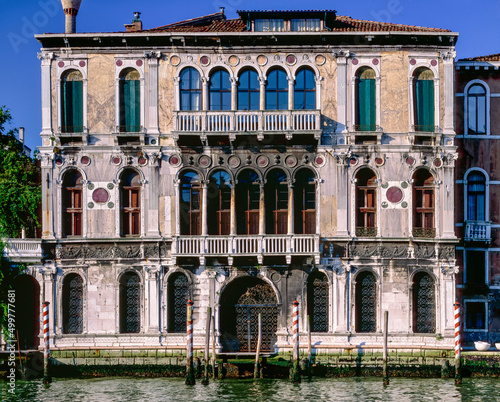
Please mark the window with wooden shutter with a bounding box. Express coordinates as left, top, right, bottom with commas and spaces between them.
355, 168, 377, 237
120, 170, 141, 236
355, 67, 376, 131
413, 169, 435, 238
294, 168, 316, 234
62, 170, 83, 237
208, 170, 231, 235
236, 169, 260, 235
414, 68, 434, 132
265, 169, 288, 234
61, 70, 83, 133
119, 68, 141, 133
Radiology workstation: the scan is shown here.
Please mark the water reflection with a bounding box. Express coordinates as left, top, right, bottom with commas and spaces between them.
2, 377, 500, 401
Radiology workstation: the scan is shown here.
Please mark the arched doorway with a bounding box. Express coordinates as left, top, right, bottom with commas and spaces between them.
14, 275, 40, 349
220, 277, 278, 352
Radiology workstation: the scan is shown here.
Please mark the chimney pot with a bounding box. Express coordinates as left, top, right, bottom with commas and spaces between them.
19, 127, 25, 144
61, 0, 83, 33
220, 7, 225, 15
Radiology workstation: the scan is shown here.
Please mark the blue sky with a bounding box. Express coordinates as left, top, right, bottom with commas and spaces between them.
1, 0, 499, 152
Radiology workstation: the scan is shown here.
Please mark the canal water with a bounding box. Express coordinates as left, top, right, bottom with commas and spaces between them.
2, 377, 500, 401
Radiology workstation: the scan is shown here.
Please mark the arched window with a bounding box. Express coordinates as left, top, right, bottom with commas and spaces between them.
238, 70, 260, 110
120, 170, 141, 236
413, 169, 435, 238
265, 169, 288, 234
168, 273, 189, 333
356, 271, 377, 333
62, 170, 83, 237
412, 272, 435, 333
236, 169, 260, 235
180, 68, 201, 111
119, 68, 141, 132
307, 272, 328, 332
209, 70, 231, 111
467, 84, 487, 134
413, 68, 434, 132
266, 69, 288, 110
294, 68, 315, 110
208, 170, 231, 235
119, 272, 140, 333
355, 168, 377, 237
355, 67, 376, 131
180, 171, 202, 235
61, 70, 83, 133
294, 169, 316, 234
467, 171, 486, 221
62, 273, 83, 334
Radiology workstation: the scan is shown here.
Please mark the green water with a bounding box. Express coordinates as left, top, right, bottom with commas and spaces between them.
2, 377, 500, 401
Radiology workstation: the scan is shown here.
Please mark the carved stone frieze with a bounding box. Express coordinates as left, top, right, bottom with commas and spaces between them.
438, 245, 455, 260
144, 244, 160, 259
414, 244, 436, 259
115, 245, 142, 259
380, 244, 408, 258
349, 243, 378, 258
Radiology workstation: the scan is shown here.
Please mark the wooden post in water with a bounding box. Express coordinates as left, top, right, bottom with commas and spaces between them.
254, 313, 262, 379
291, 300, 301, 383
307, 314, 312, 379
212, 315, 217, 379
454, 302, 462, 385
383, 310, 389, 386
42, 301, 52, 384
185, 300, 195, 385
202, 307, 211, 385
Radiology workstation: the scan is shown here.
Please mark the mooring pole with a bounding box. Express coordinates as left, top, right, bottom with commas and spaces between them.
185, 300, 195, 385
254, 313, 262, 379
454, 302, 462, 385
307, 314, 312, 379
202, 307, 211, 385
383, 310, 389, 386
291, 300, 301, 383
211, 315, 216, 379
42, 301, 52, 384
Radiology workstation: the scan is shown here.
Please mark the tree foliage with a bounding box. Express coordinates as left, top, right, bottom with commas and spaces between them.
0, 106, 41, 238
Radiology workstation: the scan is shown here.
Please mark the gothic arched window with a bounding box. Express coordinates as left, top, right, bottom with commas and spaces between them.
119, 272, 141, 333
356, 271, 377, 333
62, 273, 84, 334
412, 272, 436, 333
307, 272, 328, 332
168, 273, 189, 333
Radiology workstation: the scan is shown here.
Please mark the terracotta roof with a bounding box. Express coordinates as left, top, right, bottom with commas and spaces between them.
462, 53, 500, 62
145, 18, 246, 33
331, 15, 450, 32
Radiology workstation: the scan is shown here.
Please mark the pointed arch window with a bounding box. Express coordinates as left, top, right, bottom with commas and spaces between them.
208, 171, 231, 235
266, 69, 288, 110
209, 70, 231, 111
180, 171, 202, 235
238, 70, 260, 110
168, 273, 189, 333
307, 272, 328, 332
413, 169, 435, 238
119, 68, 141, 133
355, 67, 376, 131
236, 169, 260, 235
413, 68, 434, 132
62, 273, 83, 334
467, 171, 486, 221
355, 168, 377, 237
180, 68, 201, 111
120, 170, 141, 236
265, 169, 288, 234
120, 272, 140, 334
467, 84, 486, 134
294, 68, 316, 110
294, 169, 316, 234
356, 271, 377, 333
62, 170, 83, 237
61, 70, 83, 133
413, 272, 435, 333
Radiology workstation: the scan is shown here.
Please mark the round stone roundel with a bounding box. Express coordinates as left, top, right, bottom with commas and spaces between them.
92, 188, 109, 204
386, 186, 404, 204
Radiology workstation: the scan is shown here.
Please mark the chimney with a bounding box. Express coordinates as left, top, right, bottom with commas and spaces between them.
61, 0, 83, 34
125, 12, 142, 32
220, 7, 225, 15
19, 127, 25, 144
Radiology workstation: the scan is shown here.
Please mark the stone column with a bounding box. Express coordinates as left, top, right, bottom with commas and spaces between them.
147, 152, 161, 237
230, 181, 236, 235
201, 180, 208, 236
288, 75, 294, 110
174, 179, 181, 236
202, 77, 209, 111
259, 77, 266, 111
145, 265, 161, 334
230, 77, 238, 111
287, 183, 294, 235
38, 52, 53, 136
147, 53, 160, 134
441, 51, 457, 137
173, 77, 181, 112
39, 264, 57, 344
442, 155, 458, 239
336, 155, 350, 237
39, 154, 55, 239
259, 182, 265, 235
334, 50, 350, 133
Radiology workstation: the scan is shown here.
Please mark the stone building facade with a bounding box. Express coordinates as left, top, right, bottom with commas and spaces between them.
455, 54, 500, 345
24, 9, 460, 353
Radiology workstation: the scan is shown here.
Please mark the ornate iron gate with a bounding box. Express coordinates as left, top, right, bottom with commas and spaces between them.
308, 273, 329, 332
120, 272, 140, 333
235, 284, 278, 352
171, 273, 189, 332
356, 272, 377, 332
63, 274, 83, 334
414, 273, 436, 333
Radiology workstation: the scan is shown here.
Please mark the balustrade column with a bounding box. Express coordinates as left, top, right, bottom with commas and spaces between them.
230, 77, 238, 111
202, 180, 208, 236
259, 77, 266, 111
230, 181, 236, 236
202, 77, 209, 111
259, 183, 265, 235
287, 183, 294, 235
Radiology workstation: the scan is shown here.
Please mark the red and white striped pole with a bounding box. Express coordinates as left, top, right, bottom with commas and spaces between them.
42, 301, 52, 383
454, 302, 462, 385
185, 299, 195, 385
291, 300, 301, 383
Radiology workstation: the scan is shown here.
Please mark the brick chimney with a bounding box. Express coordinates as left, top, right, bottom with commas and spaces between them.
61, 0, 83, 34
125, 12, 143, 32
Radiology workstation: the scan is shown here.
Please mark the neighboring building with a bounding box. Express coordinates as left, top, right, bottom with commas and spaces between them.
25, 6, 459, 353
455, 54, 500, 345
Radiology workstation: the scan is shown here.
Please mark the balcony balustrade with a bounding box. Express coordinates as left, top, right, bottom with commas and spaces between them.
173, 110, 322, 139
465, 221, 491, 243
3, 239, 43, 262
172, 234, 320, 265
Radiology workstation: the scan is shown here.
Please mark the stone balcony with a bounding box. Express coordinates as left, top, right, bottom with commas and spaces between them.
172, 110, 322, 141
3, 239, 43, 263
172, 234, 320, 265
465, 221, 491, 243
